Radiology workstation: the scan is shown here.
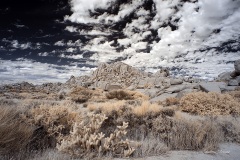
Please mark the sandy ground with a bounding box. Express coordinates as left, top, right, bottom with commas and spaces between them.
116, 143, 240, 160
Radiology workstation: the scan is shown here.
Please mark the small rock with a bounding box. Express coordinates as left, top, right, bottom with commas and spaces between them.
170, 78, 183, 85
165, 85, 186, 93
154, 68, 170, 77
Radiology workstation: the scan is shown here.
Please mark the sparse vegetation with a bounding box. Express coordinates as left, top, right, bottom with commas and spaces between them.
0, 106, 33, 157
180, 92, 240, 115
1, 88, 240, 159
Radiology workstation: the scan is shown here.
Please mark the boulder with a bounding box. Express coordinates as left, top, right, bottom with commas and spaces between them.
217, 72, 232, 81
150, 93, 178, 102
230, 71, 238, 78
199, 82, 226, 93
170, 78, 183, 85
176, 89, 195, 99
165, 85, 187, 93
234, 59, 240, 74
228, 79, 239, 86
220, 86, 237, 92
144, 88, 160, 98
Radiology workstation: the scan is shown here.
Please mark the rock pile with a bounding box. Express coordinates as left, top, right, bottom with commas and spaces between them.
218, 60, 240, 87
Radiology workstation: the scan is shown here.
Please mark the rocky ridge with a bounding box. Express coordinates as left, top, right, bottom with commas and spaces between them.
1, 60, 239, 103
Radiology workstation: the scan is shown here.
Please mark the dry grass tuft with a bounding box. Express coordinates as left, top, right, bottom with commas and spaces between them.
180, 92, 240, 115
168, 117, 222, 151
134, 137, 169, 157
165, 97, 179, 106
106, 90, 134, 100
106, 90, 149, 101
227, 90, 240, 102
0, 106, 33, 155
69, 87, 92, 103
88, 101, 126, 114
132, 101, 162, 116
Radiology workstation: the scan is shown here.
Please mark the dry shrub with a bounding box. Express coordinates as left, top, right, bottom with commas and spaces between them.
29, 149, 71, 160
152, 114, 222, 151
165, 97, 179, 106
69, 87, 92, 103
22, 103, 80, 149
217, 117, 240, 143
0, 106, 33, 155
134, 137, 168, 157
228, 90, 240, 102
180, 92, 240, 115
57, 113, 135, 158
88, 101, 126, 114
133, 101, 162, 116
106, 90, 148, 101
106, 90, 133, 100
168, 118, 222, 151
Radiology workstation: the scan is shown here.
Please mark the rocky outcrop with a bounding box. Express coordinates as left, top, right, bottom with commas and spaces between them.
90, 62, 145, 88
218, 59, 240, 87
2, 60, 240, 102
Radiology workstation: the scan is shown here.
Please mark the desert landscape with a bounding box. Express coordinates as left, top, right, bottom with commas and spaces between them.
0, 60, 240, 160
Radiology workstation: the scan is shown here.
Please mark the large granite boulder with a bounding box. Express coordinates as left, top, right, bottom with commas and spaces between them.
199, 82, 226, 93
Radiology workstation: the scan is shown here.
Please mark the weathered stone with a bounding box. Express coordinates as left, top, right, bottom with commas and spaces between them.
176, 89, 194, 99
217, 72, 232, 81
150, 93, 178, 102
220, 86, 237, 92
170, 78, 183, 85
165, 85, 187, 93
154, 68, 170, 77
228, 79, 239, 86
199, 82, 225, 93
144, 88, 160, 98
94, 81, 109, 90
106, 84, 122, 91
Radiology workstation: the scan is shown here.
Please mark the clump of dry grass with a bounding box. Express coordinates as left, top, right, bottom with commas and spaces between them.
217, 117, 240, 143
132, 101, 162, 116
165, 97, 179, 106
106, 90, 134, 100
106, 90, 149, 101
88, 101, 126, 114
0, 106, 33, 156
168, 118, 222, 151
180, 92, 240, 115
227, 90, 240, 102
134, 137, 169, 157
69, 87, 92, 103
